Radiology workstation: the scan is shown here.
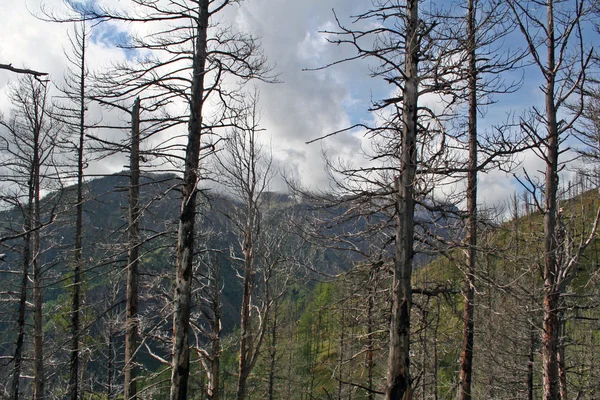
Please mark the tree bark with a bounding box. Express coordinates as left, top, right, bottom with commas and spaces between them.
205, 255, 221, 400
557, 312, 567, 400
457, 1, 478, 399
268, 301, 278, 400
542, 1, 560, 398
125, 97, 141, 400
170, 1, 209, 398
32, 110, 44, 400
237, 211, 256, 400
528, 295, 536, 400
209, 277, 221, 400
386, 2, 418, 398
0, 63, 48, 77
11, 194, 33, 400
69, 28, 87, 399
107, 329, 114, 400
367, 271, 375, 400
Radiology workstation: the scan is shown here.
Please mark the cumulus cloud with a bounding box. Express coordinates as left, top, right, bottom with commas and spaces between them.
1, 0, 589, 210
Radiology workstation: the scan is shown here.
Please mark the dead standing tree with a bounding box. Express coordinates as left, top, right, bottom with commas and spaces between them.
47, 1, 273, 398
0, 76, 62, 400
52, 22, 91, 400
214, 91, 274, 400
445, 1, 524, 398
507, 0, 600, 398
317, 1, 459, 398
126, 97, 141, 400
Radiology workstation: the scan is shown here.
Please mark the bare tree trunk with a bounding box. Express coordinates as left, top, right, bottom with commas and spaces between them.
542, 2, 560, 398
219, 91, 273, 400
170, 1, 209, 398
268, 300, 278, 400
33, 126, 44, 400
367, 271, 375, 400
107, 329, 114, 400
70, 27, 87, 399
337, 307, 345, 400
421, 306, 428, 400
11, 205, 32, 400
542, 291, 560, 400
207, 255, 222, 400
125, 97, 141, 400
433, 301, 440, 400
557, 312, 567, 400
237, 221, 256, 400
457, 1, 478, 399
528, 296, 536, 400
386, 1, 418, 399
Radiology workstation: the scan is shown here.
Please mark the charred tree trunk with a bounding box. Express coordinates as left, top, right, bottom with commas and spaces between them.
433, 301, 440, 400
557, 311, 567, 400
542, 290, 560, 400
337, 306, 346, 400
386, 1, 418, 399
237, 219, 256, 400
268, 300, 278, 400
542, 1, 560, 397
32, 120, 44, 400
367, 271, 375, 400
207, 255, 222, 400
170, 1, 209, 398
69, 29, 87, 400
528, 296, 536, 400
11, 197, 33, 400
125, 97, 141, 400
228, 93, 271, 400
107, 328, 114, 400
457, 1, 478, 399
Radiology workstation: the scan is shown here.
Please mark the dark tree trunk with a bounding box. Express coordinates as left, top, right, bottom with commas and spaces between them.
337, 307, 345, 400
542, 2, 560, 398
11, 203, 32, 400
528, 296, 536, 400
125, 98, 141, 400
170, 1, 209, 398
107, 329, 114, 400
268, 301, 278, 400
457, 1, 478, 399
237, 221, 256, 400
32, 109, 44, 400
70, 30, 86, 399
433, 301, 440, 400
542, 291, 560, 400
557, 312, 567, 400
386, 1, 418, 399
367, 271, 375, 400
207, 255, 221, 400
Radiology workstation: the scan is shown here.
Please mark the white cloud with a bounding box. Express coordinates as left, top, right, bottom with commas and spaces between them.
1, 0, 593, 211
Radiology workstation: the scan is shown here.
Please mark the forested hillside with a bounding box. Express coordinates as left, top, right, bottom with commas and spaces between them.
0, 172, 353, 397
1, 0, 599, 399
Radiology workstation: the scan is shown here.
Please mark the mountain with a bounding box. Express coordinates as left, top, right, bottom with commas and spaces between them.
0, 171, 465, 397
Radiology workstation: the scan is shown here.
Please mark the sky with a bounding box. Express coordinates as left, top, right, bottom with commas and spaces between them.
0, 0, 593, 215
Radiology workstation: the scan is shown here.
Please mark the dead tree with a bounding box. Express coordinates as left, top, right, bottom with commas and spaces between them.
214, 91, 274, 400
53, 22, 90, 400
316, 1, 460, 398
125, 97, 141, 400
507, 0, 599, 398
0, 63, 48, 78
45, 1, 273, 397
0, 76, 62, 400
450, 1, 524, 398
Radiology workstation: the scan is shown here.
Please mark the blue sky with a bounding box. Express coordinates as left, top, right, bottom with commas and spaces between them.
90, 22, 137, 59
